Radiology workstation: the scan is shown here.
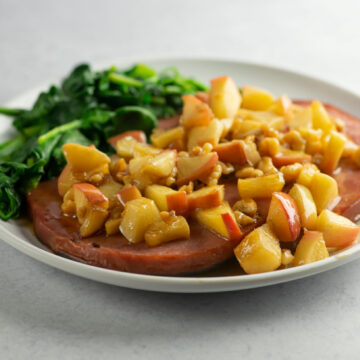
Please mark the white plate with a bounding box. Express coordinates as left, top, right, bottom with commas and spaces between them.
1, 57, 360, 293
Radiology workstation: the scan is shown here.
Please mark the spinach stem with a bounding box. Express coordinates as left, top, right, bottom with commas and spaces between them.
108, 72, 143, 88
38, 120, 82, 144
0, 107, 24, 116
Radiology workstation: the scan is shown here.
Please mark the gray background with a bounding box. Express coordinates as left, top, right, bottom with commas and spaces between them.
1, 0, 360, 359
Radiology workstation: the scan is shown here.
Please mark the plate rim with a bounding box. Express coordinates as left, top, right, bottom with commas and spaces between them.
1, 56, 360, 293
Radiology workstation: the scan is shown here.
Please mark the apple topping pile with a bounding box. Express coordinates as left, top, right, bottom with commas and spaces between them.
58, 75, 360, 274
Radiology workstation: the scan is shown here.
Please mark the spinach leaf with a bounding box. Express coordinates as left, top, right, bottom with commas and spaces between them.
0, 62, 206, 221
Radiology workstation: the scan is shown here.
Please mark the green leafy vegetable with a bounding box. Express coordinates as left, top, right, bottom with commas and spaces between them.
0, 62, 206, 220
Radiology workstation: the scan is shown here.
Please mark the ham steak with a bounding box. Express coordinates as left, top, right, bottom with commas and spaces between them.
26, 103, 360, 275
27, 179, 243, 275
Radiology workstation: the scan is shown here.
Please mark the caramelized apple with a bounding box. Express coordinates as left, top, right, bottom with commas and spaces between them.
289, 106, 312, 130
142, 150, 177, 177
213, 140, 260, 165
177, 152, 218, 186
187, 185, 224, 211
209, 76, 241, 119
144, 214, 190, 247
312, 101, 335, 133
117, 185, 142, 207
58, 164, 79, 197
187, 119, 223, 151
267, 192, 301, 242
151, 127, 184, 149
321, 130, 347, 174
293, 231, 329, 266
309, 172, 338, 213
145, 185, 188, 215
241, 86, 274, 111
272, 147, 312, 167
234, 224, 281, 274
316, 210, 360, 248
120, 198, 161, 243
194, 201, 242, 240
180, 94, 213, 128
108, 130, 146, 149
62, 143, 110, 178
289, 184, 317, 229
237, 173, 285, 199
72, 183, 109, 237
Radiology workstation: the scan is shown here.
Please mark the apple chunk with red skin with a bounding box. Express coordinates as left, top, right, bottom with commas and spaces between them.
117, 185, 142, 207
180, 94, 213, 128
194, 201, 242, 241
272, 147, 312, 167
316, 210, 360, 248
177, 152, 218, 186
107, 130, 146, 149
187, 185, 224, 211
145, 185, 188, 215
72, 183, 109, 237
142, 150, 177, 177
213, 140, 260, 166
209, 76, 241, 119
267, 192, 301, 243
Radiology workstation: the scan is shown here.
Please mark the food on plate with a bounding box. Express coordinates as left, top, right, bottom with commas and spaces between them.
1, 63, 360, 276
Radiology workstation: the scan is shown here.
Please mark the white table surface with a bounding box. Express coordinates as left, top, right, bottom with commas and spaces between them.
1, 0, 360, 359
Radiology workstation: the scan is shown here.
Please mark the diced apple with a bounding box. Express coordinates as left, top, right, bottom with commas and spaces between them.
232, 119, 262, 138
312, 101, 335, 133
237, 173, 285, 199
116, 137, 159, 159
293, 231, 329, 266
108, 130, 146, 149
105, 218, 122, 236
58, 164, 79, 197
120, 198, 161, 243
316, 210, 360, 248
234, 223, 281, 274
145, 185, 188, 215
62, 143, 110, 176
213, 140, 260, 166
219, 118, 234, 137
115, 136, 138, 158
289, 106, 312, 130
268, 95, 293, 116
187, 119, 223, 151
142, 150, 177, 177
272, 147, 312, 167
267, 192, 301, 242
321, 130, 347, 174
194, 201, 242, 240
180, 94, 213, 128
150, 127, 184, 149
187, 185, 224, 211
241, 86, 274, 111
195, 91, 209, 104
289, 184, 317, 229
98, 176, 123, 203
116, 185, 142, 207
209, 76, 241, 119
177, 152, 218, 186
72, 183, 109, 237
144, 215, 190, 247
309, 172, 338, 213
